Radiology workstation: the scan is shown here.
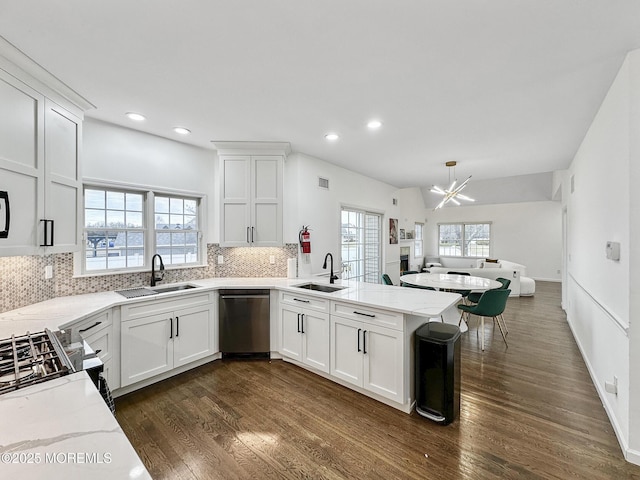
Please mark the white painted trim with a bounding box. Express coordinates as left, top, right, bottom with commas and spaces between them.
532, 277, 561, 282
83, 177, 207, 199
568, 273, 629, 334
627, 448, 640, 465
565, 315, 635, 465
0, 35, 95, 111
211, 141, 291, 156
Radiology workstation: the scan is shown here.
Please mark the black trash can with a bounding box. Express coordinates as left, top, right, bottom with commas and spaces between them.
415, 322, 461, 425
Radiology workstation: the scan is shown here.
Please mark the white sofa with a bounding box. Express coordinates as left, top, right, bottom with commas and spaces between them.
424, 257, 535, 297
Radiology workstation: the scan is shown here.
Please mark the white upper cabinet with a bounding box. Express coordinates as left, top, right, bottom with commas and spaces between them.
215, 142, 289, 247
0, 39, 91, 256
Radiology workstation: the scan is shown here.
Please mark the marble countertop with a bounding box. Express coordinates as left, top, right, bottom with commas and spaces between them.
0, 277, 460, 338
0, 371, 150, 479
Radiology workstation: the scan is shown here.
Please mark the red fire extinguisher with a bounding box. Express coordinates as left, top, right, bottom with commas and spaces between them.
299, 226, 311, 254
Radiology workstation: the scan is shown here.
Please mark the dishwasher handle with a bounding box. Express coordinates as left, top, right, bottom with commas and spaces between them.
220, 294, 270, 299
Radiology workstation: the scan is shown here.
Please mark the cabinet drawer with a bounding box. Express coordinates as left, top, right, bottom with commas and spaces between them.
280, 291, 329, 313
66, 310, 112, 338
83, 322, 114, 363
122, 292, 213, 321
331, 301, 403, 331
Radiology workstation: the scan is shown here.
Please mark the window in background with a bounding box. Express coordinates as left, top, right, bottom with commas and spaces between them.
341, 207, 382, 283
438, 222, 491, 257
414, 222, 424, 258
84, 188, 145, 271
154, 195, 200, 266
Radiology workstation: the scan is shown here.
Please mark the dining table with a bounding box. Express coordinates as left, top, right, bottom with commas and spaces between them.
399, 272, 502, 292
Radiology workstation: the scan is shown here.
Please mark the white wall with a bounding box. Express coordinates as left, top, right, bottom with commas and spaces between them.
284, 153, 402, 278
423, 201, 562, 280
83, 119, 217, 240
395, 187, 430, 271
563, 49, 640, 464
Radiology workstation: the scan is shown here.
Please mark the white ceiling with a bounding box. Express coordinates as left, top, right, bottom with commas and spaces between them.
1, 1, 640, 192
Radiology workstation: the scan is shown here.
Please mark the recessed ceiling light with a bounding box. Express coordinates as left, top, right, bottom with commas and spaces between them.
125, 112, 146, 121
367, 120, 382, 129
173, 127, 191, 135
325, 133, 339, 141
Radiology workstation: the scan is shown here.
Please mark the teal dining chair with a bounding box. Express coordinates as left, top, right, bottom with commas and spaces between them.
458, 288, 511, 350
467, 277, 511, 304
381, 274, 393, 285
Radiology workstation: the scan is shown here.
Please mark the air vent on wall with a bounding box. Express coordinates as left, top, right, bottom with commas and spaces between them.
318, 177, 330, 190
392, 198, 398, 206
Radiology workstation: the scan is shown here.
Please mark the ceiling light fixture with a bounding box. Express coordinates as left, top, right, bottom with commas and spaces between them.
325, 133, 339, 141
125, 112, 146, 121
430, 161, 475, 210
367, 120, 382, 129
173, 127, 191, 135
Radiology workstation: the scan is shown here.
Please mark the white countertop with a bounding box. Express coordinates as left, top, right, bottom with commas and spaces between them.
0, 277, 461, 338
0, 371, 151, 480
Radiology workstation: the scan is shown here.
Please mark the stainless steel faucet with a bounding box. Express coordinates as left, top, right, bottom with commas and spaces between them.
323, 253, 339, 284
151, 254, 165, 286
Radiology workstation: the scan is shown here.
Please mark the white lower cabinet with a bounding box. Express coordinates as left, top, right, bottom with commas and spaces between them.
279, 292, 330, 373
121, 293, 215, 388
330, 313, 404, 404
280, 305, 329, 373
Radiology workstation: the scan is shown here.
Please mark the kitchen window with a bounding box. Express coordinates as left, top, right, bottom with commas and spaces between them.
438, 222, 491, 257
341, 207, 382, 283
84, 188, 145, 271
154, 195, 199, 265
83, 186, 202, 273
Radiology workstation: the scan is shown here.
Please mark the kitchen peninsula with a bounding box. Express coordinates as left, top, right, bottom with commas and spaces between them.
0, 278, 460, 406
0, 278, 459, 479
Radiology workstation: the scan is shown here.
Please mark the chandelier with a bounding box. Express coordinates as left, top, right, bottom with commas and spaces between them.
430, 161, 475, 210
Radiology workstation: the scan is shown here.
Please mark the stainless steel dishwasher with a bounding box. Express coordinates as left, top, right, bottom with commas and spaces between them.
219, 289, 270, 359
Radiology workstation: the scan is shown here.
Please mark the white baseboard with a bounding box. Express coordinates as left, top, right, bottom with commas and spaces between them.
565, 315, 637, 465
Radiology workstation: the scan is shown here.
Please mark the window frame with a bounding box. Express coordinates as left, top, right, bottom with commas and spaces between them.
437, 222, 492, 258
79, 181, 205, 276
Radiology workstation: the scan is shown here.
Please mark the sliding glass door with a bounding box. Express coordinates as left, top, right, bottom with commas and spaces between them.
341, 207, 382, 283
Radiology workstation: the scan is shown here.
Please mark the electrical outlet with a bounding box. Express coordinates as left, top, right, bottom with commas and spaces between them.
44, 265, 53, 279
269, 255, 275, 264
217, 255, 224, 265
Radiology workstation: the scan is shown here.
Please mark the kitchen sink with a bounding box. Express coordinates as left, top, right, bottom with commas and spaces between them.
152, 284, 199, 294
293, 283, 346, 293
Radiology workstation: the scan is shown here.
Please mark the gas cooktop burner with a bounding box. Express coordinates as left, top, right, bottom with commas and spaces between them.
0, 329, 74, 395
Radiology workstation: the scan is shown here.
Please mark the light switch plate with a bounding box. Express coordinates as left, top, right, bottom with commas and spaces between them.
217, 255, 224, 265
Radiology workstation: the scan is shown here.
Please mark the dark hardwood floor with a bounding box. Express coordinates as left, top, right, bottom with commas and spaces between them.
116, 282, 640, 479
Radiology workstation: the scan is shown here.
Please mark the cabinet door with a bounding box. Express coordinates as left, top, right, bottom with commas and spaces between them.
301, 311, 329, 373
173, 305, 215, 368
251, 156, 282, 246
0, 71, 44, 256
362, 324, 404, 403
280, 306, 302, 361
43, 100, 81, 253
121, 313, 173, 387
220, 156, 251, 246
330, 316, 363, 387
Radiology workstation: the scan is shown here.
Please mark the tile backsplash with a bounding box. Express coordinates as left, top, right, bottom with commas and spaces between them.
0, 244, 298, 313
